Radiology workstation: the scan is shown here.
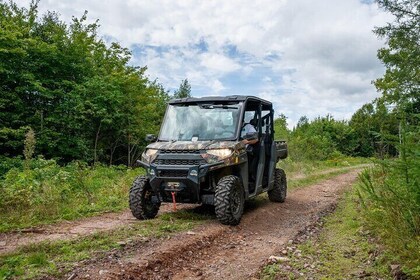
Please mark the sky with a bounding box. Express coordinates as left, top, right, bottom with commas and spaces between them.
16, 0, 393, 127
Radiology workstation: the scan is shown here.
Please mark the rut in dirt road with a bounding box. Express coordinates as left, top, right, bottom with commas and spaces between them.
66, 169, 362, 280
0, 204, 194, 255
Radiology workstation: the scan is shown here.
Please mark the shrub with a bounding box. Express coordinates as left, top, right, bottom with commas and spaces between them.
0, 156, 23, 178
0, 158, 139, 231
357, 159, 420, 277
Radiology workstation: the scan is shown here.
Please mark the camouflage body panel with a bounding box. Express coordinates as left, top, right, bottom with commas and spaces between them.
147, 140, 247, 166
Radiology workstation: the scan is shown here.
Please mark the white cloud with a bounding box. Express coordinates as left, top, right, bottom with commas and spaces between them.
211, 80, 226, 93
15, 0, 393, 126
200, 53, 240, 73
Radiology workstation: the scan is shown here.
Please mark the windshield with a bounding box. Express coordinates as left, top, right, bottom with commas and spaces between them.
159, 103, 242, 141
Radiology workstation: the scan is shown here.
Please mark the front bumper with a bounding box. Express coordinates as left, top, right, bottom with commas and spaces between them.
138, 160, 223, 203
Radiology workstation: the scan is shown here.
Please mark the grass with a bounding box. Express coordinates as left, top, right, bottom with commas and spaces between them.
260, 188, 392, 279
357, 163, 420, 278
0, 208, 214, 279
0, 159, 141, 232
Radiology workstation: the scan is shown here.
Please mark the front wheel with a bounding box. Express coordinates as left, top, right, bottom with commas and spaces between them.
129, 176, 160, 220
214, 175, 245, 225
268, 168, 287, 202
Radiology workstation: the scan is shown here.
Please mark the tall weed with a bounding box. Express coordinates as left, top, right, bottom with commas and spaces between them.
0, 158, 139, 231
357, 159, 420, 277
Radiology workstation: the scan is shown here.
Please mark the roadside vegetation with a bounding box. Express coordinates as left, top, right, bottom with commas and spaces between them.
358, 162, 420, 278
0, 158, 139, 232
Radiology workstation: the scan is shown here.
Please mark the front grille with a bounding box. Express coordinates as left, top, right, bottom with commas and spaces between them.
158, 169, 188, 177
154, 158, 206, 165
160, 149, 201, 154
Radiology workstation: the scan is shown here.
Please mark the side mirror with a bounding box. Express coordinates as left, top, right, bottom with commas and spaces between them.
244, 131, 258, 140
145, 134, 157, 142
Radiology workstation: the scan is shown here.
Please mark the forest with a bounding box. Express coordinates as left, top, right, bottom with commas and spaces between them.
0, 0, 419, 278
0, 1, 408, 169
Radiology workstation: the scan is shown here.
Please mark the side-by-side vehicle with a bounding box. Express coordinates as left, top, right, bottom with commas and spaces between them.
130, 95, 288, 225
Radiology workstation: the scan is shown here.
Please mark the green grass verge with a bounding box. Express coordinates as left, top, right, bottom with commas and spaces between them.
0, 208, 214, 279
357, 165, 420, 278
261, 188, 392, 280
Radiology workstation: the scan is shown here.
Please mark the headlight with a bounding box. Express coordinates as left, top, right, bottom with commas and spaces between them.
205, 149, 233, 160
141, 149, 158, 163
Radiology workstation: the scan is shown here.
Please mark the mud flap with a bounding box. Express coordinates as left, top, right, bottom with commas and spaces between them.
201, 194, 214, 205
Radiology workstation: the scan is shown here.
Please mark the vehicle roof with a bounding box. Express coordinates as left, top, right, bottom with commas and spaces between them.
168, 95, 273, 106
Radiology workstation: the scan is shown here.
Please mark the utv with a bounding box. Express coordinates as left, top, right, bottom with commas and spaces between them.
130, 95, 288, 225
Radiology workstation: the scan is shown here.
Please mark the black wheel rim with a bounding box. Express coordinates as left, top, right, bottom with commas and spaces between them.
143, 189, 155, 212
281, 176, 286, 198
231, 185, 242, 216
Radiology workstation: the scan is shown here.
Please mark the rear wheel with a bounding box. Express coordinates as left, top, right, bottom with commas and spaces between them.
214, 175, 245, 225
268, 168, 287, 202
129, 176, 160, 219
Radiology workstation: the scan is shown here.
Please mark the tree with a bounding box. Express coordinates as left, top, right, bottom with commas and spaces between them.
288, 115, 357, 160
173, 79, 191, 98
374, 0, 419, 175
273, 114, 289, 140
350, 98, 399, 157
374, 0, 419, 111
0, 1, 170, 166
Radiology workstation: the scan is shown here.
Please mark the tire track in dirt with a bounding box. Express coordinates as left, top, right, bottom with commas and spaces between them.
0, 204, 194, 255
288, 163, 369, 180
65, 169, 362, 280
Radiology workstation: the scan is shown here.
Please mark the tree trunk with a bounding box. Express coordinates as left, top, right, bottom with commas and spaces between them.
94, 121, 102, 164
127, 132, 131, 167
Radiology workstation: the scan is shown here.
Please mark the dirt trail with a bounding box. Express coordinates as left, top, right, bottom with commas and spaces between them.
288, 163, 369, 180
0, 204, 194, 255
64, 169, 361, 280
0, 165, 366, 255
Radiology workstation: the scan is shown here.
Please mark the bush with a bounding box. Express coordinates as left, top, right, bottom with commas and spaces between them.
288, 134, 336, 161
0, 158, 139, 231
357, 159, 420, 277
0, 156, 23, 178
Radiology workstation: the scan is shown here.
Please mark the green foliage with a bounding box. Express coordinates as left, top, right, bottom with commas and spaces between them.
374, 0, 419, 108
350, 98, 399, 158
273, 114, 289, 140
0, 156, 22, 179
273, 113, 384, 162
357, 161, 420, 277
0, 158, 139, 231
288, 115, 357, 161
0, 1, 169, 167
173, 78, 192, 98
